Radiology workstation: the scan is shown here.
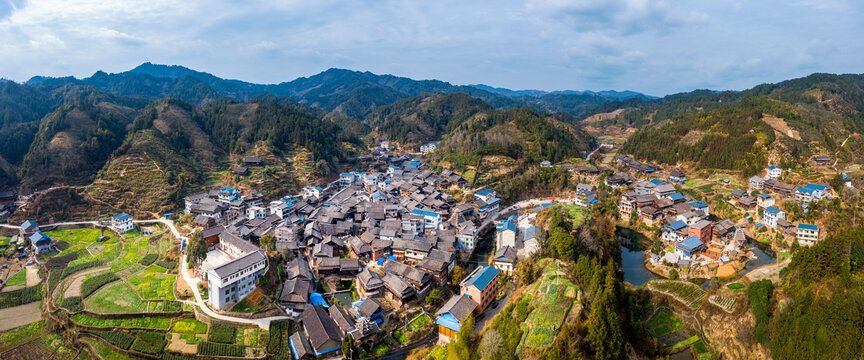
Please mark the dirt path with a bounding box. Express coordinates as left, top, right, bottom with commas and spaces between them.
25, 266, 40, 287
63, 266, 110, 298
0, 302, 42, 331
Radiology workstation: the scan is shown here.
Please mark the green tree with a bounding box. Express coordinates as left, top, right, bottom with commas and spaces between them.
586, 270, 625, 360
342, 335, 357, 359
259, 234, 275, 253
426, 289, 443, 306
668, 268, 679, 280
451, 265, 467, 285
448, 314, 474, 360
516, 258, 538, 286
550, 231, 578, 261
187, 230, 207, 267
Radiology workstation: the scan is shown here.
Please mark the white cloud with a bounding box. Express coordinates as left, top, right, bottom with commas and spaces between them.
0, 0, 859, 95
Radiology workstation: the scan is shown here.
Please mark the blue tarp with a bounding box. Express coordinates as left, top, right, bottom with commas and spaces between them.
310, 293, 329, 308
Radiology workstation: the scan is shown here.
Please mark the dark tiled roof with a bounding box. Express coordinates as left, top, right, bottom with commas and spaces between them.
211, 250, 266, 279
300, 307, 342, 352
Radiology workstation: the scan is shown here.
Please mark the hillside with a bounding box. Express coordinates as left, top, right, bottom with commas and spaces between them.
18, 99, 137, 192
431, 107, 596, 201
365, 92, 493, 146
614, 74, 864, 174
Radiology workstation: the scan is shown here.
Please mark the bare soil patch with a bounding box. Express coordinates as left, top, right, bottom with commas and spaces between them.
63, 266, 110, 298
166, 333, 198, 354
681, 130, 705, 145
0, 302, 42, 331
25, 266, 40, 287
762, 115, 801, 140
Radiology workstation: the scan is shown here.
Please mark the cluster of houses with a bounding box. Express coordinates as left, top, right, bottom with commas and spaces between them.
619, 179, 744, 266
9, 220, 54, 254
185, 155, 510, 358
0, 191, 17, 218
747, 166, 832, 245
616, 155, 661, 173
420, 142, 439, 154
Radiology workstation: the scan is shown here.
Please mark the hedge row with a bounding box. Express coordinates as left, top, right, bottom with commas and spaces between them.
0, 285, 41, 309
162, 352, 195, 360
267, 320, 285, 354
61, 296, 83, 312
155, 260, 175, 270
208, 323, 236, 344
62, 260, 101, 278
81, 272, 120, 298
131, 330, 167, 356
92, 330, 135, 350
139, 254, 158, 266
197, 342, 245, 357
46, 253, 79, 270
163, 301, 182, 312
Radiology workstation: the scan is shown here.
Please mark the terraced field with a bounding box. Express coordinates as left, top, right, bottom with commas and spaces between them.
708, 295, 737, 313
128, 271, 177, 300
515, 260, 579, 355
647, 280, 706, 309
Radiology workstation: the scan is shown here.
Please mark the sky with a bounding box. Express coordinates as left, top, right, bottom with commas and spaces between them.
0, 0, 861, 96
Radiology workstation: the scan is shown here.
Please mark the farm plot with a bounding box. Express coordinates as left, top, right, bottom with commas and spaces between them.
406, 313, 430, 332
84, 281, 148, 314
171, 318, 208, 344
110, 237, 148, 272
44, 229, 119, 245
127, 270, 176, 300
646, 309, 684, 337
516, 260, 579, 354
71, 314, 171, 330
5, 268, 27, 287
708, 295, 737, 313
648, 280, 706, 309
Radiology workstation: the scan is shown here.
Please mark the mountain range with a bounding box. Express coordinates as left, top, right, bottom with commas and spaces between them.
2, 63, 864, 220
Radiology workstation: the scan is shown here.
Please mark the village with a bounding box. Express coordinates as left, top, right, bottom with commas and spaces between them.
0, 136, 858, 360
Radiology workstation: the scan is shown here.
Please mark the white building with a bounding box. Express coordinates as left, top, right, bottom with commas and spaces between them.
756, 194, 775, 209
410, 209, 441, 231
206, 233, 268, 310
796, 224, 819, 246
339, 173, 355, 187
762, 206, 785, 228
766, 166, 782, 179
246, 206, 266, 220
493, 246, 518, 274
111, 213, 134, 234
495, 218, 517, 249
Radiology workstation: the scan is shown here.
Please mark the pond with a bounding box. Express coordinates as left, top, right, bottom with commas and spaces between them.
621, 245, 661, 286
331, 292, 355, 306
619, 226, 661, 286
739, 240, 776, 275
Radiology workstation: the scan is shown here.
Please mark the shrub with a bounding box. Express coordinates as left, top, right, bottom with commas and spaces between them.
131, 331, 167, 356
62, 260, 101, 278
81, 272, 120, 298
0, 286, 41, 309
155, 260, 175, 270
197, 341, 245, 357
92, 330, 135, 350
45, 253, 78, 270
61, 296, 84, 312
139, 254, 158, 266
208, 323, 236, 344
162, 353, 195, 360
267, 320, 285, 354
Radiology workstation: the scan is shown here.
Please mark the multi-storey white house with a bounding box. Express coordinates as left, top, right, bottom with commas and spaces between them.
796, 224, 819, 246
410, 209, 441, 231
111, 213, 134, 234
766, 166, 782, 179
206, 232, 268, 310
762, 206, 786, 228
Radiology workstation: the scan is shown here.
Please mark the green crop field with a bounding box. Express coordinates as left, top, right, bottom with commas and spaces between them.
128, 271, 176, 300
145, 265, 168, 274
406, 313, 430, 332
44, 229, 119, 245
71, 314, 171, 329
648, 280, 707, 309
85, 282, 148, 314
517, 260, 579, 353
5, 268, 27, 287
647, 310, 684, 337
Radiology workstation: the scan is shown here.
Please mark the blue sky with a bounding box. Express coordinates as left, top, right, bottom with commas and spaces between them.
0, 0, 861, 96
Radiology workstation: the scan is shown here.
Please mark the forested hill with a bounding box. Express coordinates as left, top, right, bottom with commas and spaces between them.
615, 73, 864, 174
27, 63, 651, 119
364, 92, 493, 146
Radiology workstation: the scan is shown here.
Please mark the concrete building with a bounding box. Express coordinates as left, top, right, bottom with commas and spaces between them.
495, 218, 517, 249
797, 224, 820, 246
435, 294, 477, 344
206, 233, 268, 310
460, 265, 499, 313
763, 206, 786, 228
111, 213, 134, 234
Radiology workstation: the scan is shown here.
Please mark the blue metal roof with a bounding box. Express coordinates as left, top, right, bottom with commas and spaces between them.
21, 220, 38, 229
768, 166, 779, 170
475, 189, 496, 197
666, 220, 687, 230
524, 226, 539, 240
112, 213, 132, 221
463, 266, 499, 292
676, 236, 703, 251
690, 201, 708, 208
797, 186, 815, 195
805, 183, 827, 191
649, 179, 665, 185
669, 193, 684, 201
410, 209, 440, 218
797, 223, 819, 231
29, 232, 51, 245
496, 220, 517, 233
436, 313, 462, 332
764, 206, 783, 216
757, 193, 772, 198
